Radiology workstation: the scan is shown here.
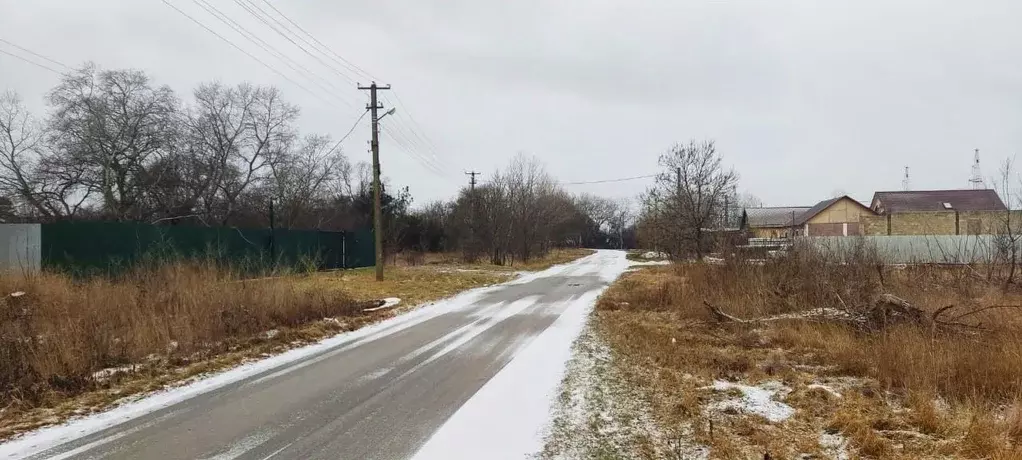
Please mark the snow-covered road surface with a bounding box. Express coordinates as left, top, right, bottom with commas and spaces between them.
1, 250, 629, 460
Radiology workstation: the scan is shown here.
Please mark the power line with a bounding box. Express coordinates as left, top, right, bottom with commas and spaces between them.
0, 38, 70, 70
161, 0, 322, 100
383, 92, 451, 170
381, 113, 446, 171
189, 0, 359, 110
380, 127, 457, 184
255, 0, 376, 82
326, 109, 369, 155
0, 48, 62, 74
227, 5, 453, 174
232, 0, 363, 88
560, 174, 658, 185
380, 126, 445, 176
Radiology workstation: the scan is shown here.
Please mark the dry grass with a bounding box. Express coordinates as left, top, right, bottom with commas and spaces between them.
295, 265, 510, 310
597, 249, 1022, 459
403, 248, 595, 272
0, 260, 511, 440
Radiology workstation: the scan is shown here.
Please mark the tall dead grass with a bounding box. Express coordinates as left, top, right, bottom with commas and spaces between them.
689, 248, 1022, 406
598, 244, 1022, 457
0, 261, 357, 411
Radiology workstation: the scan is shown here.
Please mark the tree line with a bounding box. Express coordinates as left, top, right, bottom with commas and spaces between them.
395, 154, 634, 265
0, 63, 371, 230
0, 63, 634, 263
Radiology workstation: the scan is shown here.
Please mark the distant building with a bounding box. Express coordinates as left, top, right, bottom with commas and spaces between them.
795, 196, 876, 236
742, 206, 810, 238
742, 196, 875, 238
870, 189, 1006, 214
864, 189, 1010, 235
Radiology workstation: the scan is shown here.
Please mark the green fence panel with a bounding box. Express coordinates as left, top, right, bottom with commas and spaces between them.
39, 221, 373, 274
344, 228, 375, 269
317, 231, 344, 270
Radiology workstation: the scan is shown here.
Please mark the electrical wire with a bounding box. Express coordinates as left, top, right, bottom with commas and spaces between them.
0, 48, 62, 74
380, 127, 457, 183
380, 125, 444, 174
161, 0, 323, 100
380, 113, 446, 172
230, 3, 454, 176
256, 0, 377, 82
0, 38, 70, 70
326, 109, 369, 155
232, 0, 362, 88
382, 92, 452, 170
190, 0, 360, 110
560, 174, 659, 185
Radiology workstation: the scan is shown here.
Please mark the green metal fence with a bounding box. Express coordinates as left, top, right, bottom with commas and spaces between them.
40, 221, 374, 275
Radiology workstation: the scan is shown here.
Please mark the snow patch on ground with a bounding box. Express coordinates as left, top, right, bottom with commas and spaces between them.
538, 326, 707, 460
818, 432, 851, 460
641, 251, 668, 259
411, 250, 629, 460
364, 297, 401, 312
707, 380, 795, 423
628, 260, 671, 266
806, 383, 843, 399
91, 366, 136, 382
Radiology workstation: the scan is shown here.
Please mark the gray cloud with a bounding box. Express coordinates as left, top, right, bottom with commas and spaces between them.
2, 0, 1022, 207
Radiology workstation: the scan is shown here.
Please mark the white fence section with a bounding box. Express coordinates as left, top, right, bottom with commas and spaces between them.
0, 224, 41, 273
798, 235, 1015, 264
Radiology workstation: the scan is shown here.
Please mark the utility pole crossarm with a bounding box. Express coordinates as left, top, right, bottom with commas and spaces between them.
358, 82, 392, 281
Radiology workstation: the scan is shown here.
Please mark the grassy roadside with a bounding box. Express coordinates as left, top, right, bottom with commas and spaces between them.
0, 247, 594, 441
587, 255, 1022, 459
411, 248, 596, 272
0, 265, 507, 440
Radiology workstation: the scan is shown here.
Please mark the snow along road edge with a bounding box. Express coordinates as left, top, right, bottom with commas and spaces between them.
0, 255, 589, 459
411, 250, 631, 460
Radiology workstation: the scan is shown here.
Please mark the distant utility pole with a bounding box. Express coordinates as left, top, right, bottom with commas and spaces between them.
902, 166, 911, 191
465, 171, 481, 260
359, 81, 391, 281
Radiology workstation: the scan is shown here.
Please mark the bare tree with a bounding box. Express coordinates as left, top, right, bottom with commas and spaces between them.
268, 134, 348, 228
0, 91, 49, 217
185, 82, 298, 225
994, 158, 1022, 288
46, 63, 180, 220
645, 140, 738, 260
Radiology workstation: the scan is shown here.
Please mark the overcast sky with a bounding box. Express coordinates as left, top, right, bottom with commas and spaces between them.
2, 0, 1021, 207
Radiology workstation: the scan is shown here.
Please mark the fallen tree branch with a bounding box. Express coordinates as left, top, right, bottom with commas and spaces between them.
703, 301, 747, 323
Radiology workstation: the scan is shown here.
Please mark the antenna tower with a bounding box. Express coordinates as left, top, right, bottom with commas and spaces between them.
969, 148, 984, 189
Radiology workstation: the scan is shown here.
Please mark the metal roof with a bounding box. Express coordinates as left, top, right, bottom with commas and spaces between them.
871, 189, 1007, 213
794, 196, 874, 225
743, 206, 810, 228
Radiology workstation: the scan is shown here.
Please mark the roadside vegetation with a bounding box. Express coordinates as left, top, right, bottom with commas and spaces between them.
0, 257, 527, 440
592, 247, 1022, 459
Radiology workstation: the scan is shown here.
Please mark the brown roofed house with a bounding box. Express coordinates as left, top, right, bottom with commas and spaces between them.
870, 189, 1006, 214
866, 189, 1008, 235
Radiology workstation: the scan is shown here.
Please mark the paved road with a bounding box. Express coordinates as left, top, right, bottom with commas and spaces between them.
19, 251, 620, 460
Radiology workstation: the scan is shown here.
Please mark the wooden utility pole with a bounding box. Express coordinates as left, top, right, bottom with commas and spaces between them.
359, 81, 391, 281
465, 171, 481, 260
